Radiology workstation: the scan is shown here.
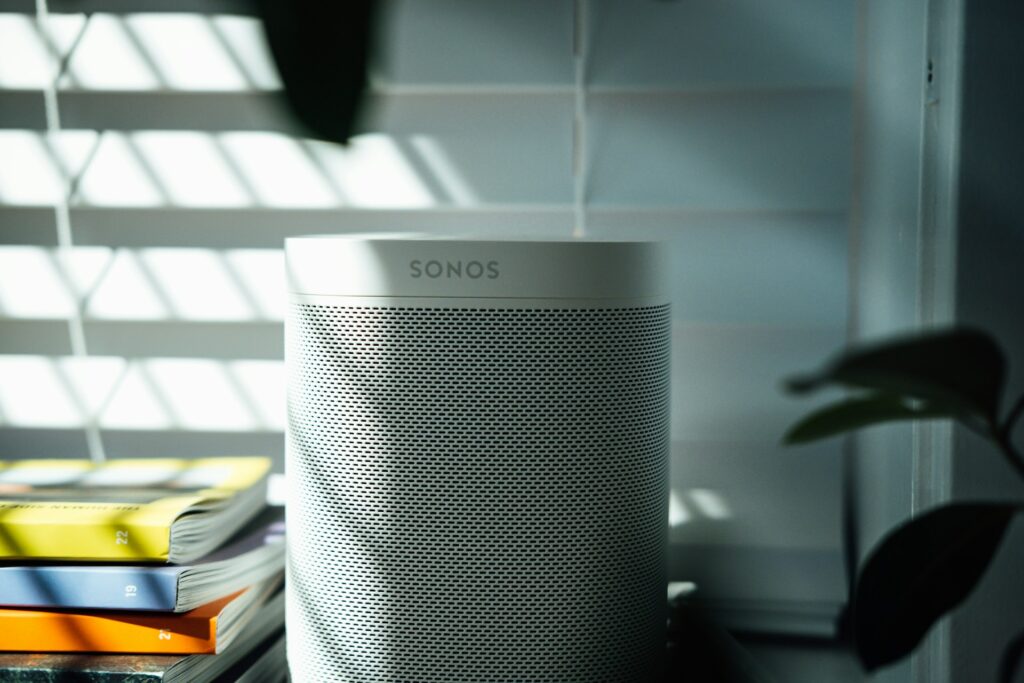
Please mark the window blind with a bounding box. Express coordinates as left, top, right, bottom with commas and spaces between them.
0, 0, 855, 635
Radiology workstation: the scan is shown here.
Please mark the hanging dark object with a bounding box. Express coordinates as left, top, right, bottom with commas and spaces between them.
255, 0, 378, 144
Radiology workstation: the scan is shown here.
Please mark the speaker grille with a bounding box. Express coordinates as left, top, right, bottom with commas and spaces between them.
287, 303, 671, 682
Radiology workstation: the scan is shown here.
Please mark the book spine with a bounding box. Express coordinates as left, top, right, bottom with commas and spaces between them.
0, 607, 216, 654
0, 665, 166, 682
0, 567, 179, 611
0, 519, 172, 561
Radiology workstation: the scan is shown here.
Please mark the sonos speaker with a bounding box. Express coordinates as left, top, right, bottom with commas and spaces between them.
286, 236, 671, 681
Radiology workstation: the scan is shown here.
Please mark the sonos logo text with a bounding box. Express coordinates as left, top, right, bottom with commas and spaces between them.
409, 259, 500, 280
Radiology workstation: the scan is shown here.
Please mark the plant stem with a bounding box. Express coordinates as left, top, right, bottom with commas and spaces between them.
996, 393, 1024, 483
1000, 624, 1024, 683
1004, 394, 1024, 438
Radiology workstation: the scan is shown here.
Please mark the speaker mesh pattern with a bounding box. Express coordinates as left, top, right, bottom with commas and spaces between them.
287, 303, 671, 682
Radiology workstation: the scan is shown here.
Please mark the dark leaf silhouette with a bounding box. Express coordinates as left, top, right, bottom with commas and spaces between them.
783, 394, 951, 444
786, 328, 1006, 423
854, 503, 1020, 671
257, 1, 377, 144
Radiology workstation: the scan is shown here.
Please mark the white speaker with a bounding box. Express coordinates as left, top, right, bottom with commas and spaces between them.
285, 236, 671, 681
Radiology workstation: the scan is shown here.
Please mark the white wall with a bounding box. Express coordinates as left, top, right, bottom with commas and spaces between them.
0, 0, 858, 632
947, 2, 1024, 680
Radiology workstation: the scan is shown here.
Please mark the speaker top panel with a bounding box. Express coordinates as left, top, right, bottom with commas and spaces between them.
286, 235, 668, 301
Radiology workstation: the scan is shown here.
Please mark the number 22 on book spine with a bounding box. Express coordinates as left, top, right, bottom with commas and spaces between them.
115, 530, 128, 545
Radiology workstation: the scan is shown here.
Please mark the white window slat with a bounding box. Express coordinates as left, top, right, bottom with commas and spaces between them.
0, 0, 859, 628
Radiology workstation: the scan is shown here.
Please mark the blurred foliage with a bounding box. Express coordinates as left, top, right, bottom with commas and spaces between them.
784, 328, 1024, 676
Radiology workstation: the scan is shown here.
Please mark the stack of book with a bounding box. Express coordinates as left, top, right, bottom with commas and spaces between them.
0, 457, 286, 682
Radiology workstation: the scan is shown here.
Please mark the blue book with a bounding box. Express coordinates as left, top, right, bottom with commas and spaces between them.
0, 506, 283, 612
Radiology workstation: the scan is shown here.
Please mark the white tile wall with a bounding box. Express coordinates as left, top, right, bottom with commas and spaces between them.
368, 94, 575, 204
589, 0, 855, 89
376, 0, 574, 87
588, 212, 848, 326
0, 0, 856, 612
587, 91, 851, 210
671, 324, 845, 443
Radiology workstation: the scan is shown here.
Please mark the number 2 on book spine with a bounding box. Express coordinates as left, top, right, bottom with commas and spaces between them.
159, 629, 171, 641
115, 530, 129, 545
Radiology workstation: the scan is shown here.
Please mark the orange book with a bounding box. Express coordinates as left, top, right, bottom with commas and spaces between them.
0, 576, 278, 655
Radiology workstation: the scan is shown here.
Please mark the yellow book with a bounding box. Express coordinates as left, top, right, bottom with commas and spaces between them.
0, 457, 270, 562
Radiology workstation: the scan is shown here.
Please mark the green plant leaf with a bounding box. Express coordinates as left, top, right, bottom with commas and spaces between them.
786, 328, 1006, 423
854, 503, 1020, 671
783, 394, 951, 444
